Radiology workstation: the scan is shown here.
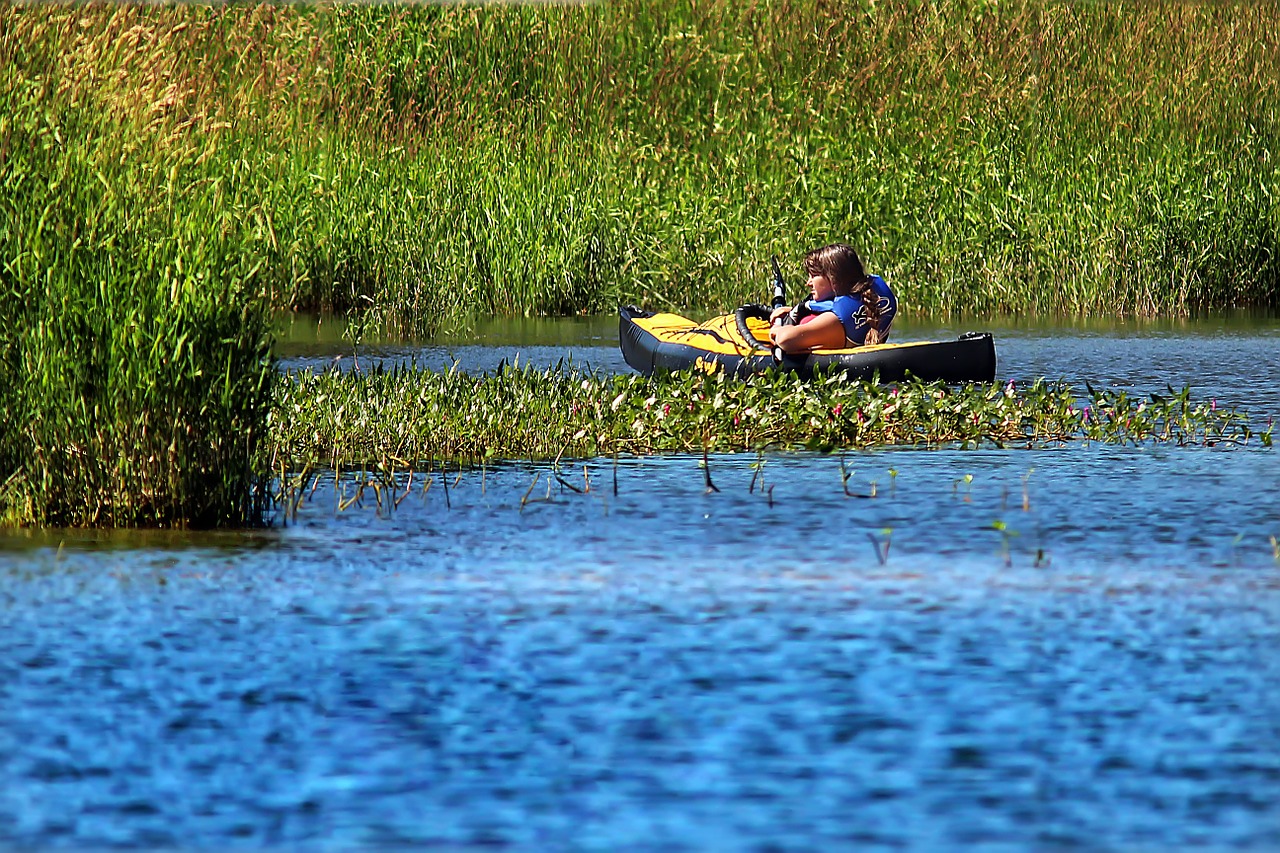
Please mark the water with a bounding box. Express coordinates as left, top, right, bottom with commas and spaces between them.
3, 316, 1279, 849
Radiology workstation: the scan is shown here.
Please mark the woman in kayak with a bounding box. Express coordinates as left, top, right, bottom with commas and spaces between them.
768, 243, 897, 353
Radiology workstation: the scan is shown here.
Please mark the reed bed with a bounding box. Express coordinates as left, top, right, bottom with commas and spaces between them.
2, 0, 1276, 526
3, 1, 1276, 330
269, 365, 1268, 473
0, 75, 277, 527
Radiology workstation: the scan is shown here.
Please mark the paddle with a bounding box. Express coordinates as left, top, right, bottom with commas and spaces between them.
770, 255, 787, 310
735, 255, 799, 362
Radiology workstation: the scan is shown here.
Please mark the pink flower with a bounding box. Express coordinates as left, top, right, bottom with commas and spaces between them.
832, 403, 843, 417
1211, 399, 1218, 411
662, 404, 670, 415
856, 410, 866, 423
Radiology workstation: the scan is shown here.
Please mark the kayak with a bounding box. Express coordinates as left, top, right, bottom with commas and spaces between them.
619, 304, 997, 383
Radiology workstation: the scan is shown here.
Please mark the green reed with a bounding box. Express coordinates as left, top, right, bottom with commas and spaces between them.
0, 89, 276, 527
2, 0, 1277, 526
269, 365, 1267, 472
3, 1, 1276, 333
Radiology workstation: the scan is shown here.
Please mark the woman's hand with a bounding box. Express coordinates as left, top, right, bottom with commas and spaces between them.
769, 305, 792, 324
769, 311, 847, 353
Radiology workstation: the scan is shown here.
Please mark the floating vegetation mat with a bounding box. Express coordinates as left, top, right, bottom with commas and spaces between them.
269, 364, 1272, 472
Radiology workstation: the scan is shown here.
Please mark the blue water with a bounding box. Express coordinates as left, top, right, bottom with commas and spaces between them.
3, 321, 1279, 850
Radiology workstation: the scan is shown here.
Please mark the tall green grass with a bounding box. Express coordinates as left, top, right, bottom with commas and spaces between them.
4, 1, 1275, 328
0, 85, 275, 526
1, 0, 1277, 526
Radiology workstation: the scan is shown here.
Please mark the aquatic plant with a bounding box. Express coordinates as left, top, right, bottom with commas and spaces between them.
2, 0, 1276, 528
268, 365, 1266, 471
2, 0, 1275, 333
867, 528, 893, 566
0, 80, 276, 526
991, 519, 1018, 568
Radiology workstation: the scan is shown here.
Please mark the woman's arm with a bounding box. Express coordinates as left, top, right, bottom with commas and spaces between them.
768, 311, 847, 353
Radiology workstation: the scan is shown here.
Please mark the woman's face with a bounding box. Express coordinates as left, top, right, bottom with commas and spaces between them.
807, 273, 836, 302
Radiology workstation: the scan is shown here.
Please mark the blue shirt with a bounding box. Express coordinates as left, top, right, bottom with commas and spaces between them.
805, 275, 897, 345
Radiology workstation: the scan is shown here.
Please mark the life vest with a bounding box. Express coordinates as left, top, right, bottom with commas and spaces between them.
802, 275, 897, 344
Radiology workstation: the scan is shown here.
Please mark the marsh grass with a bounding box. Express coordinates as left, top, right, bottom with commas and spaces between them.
3, 1, 1276, 330
0, 78, 276, 526
2, 0, 1277, 526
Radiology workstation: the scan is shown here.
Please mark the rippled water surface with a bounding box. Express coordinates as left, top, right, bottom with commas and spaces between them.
3, 316, 1279, 850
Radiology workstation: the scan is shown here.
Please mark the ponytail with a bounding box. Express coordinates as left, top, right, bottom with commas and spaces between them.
850, 278, 883, 345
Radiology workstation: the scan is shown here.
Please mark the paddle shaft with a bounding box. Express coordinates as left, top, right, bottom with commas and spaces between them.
770, 255, 787, 308
768, 255, 791, 361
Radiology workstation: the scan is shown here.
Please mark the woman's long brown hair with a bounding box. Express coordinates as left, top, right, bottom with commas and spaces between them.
803, 243, 883, 345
